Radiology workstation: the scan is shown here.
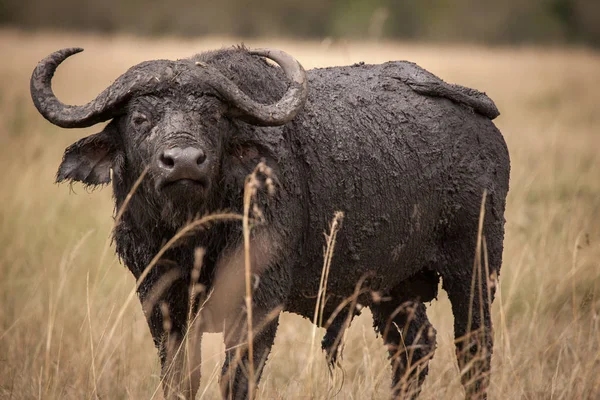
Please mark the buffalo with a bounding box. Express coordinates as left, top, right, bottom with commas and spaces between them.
31, 46, 509, 399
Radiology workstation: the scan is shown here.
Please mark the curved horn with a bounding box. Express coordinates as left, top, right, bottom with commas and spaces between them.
207, 48, 308, 126
30, 48, 172, 128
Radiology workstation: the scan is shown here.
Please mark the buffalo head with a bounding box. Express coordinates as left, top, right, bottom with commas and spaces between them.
30, 47, 307, 225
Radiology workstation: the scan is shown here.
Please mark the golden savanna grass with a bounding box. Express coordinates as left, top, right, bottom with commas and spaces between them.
0, 29, 599, 399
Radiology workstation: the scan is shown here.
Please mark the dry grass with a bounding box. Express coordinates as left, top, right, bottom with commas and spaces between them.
1, 28, 599, 399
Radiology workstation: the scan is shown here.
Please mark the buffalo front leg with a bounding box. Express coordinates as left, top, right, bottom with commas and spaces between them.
220, 312, 280, 400
142, 275, 203, 400
203, 228, 290, 399
158, 325, 202, 400
206, 229, 289, 400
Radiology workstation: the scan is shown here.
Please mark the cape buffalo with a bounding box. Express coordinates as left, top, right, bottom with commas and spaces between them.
31, 46, 509, 399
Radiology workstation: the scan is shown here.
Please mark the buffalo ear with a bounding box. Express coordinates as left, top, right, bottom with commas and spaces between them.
56, 124, 120, 186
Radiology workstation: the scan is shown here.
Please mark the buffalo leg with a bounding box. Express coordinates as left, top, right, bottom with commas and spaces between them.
322, 311, 348, 368
142, 274, 202, 400
372, 299, 436, 400
158, 326, 202, 400
220, 312, 280, 400
442, 269, 495, 400
441, 218, 503, 399
322, 304, 362, 369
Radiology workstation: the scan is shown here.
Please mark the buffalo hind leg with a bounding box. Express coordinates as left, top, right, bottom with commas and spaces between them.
442, 268, 495, 400
441, 220, 503, 399
372, 299, 437, 400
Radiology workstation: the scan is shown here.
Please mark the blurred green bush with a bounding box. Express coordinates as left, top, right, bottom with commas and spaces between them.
1, 0, 598, 46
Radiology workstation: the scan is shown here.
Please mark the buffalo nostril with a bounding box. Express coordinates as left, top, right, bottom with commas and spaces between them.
159, 152, 176, 169
196, 149, 206, 165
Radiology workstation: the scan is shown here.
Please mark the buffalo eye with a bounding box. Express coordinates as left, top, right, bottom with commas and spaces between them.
131, 111, 151, 131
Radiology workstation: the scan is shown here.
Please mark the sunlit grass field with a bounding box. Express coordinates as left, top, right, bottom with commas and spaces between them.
0, 29, 599, 399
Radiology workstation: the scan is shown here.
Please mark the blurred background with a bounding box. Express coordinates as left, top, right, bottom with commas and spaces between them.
1, 1, 599, 399
2, 0, 600, 46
